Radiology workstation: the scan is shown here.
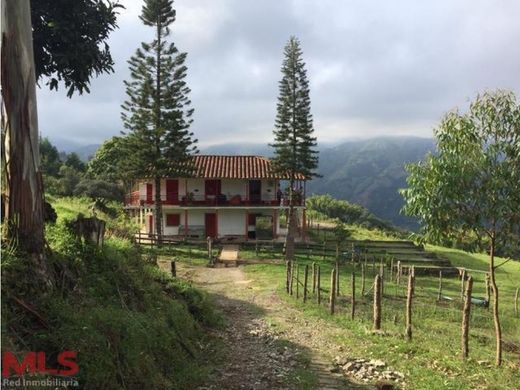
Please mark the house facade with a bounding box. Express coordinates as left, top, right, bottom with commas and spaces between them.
124, 155, 307, 241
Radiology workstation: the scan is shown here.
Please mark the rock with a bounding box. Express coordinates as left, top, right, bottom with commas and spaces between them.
369, 359, 386, 368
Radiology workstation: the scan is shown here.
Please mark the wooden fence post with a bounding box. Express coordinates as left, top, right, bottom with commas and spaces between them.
296, 263, 300, 299
461, 269, 467, 300
336, 260, 340, 296
462, 276, 473, 360
485, 273, 491, 307
322, 242, 326, 260
437, 271, 443, 301
373, 274, 382, 330
372, 256, 375, 273
405, 272, 415, 340
379, 261, 385, 296
515, 288, 519, 318
330, 268, 336, 315
171, 260, 176, 277
317, 265, 321, 305
390, 258, 394, 283
303, 265, 309, 303
312, 262, 317, 294
289, 261, 295, 296
351, 273, 356, 320
361, 263, 366, 296
255, 241, 259, 257
397, 261, 401, 285
286, 261, 291, 293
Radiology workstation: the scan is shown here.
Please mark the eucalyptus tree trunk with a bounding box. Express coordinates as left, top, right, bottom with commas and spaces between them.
1, 0, 50, 283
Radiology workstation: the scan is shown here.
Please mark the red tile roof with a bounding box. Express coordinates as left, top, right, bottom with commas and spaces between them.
190, 155, 306, 180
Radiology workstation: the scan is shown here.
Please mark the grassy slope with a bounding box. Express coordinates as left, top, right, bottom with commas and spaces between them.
240, 231, 520, 389
1, 197, 220, 389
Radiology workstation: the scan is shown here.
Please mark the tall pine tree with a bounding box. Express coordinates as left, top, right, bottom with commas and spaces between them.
271, 36, 319, 260
121, 0, 197, 244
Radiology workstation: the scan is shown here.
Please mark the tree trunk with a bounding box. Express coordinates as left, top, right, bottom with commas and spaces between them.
1, 0, 50, 284
284, 205, 296, 260
154, 176, 163, 245
489, 236, 502, 366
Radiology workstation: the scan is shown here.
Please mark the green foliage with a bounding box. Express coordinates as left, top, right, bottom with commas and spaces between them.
73, 178, 124, 202
401, 90, 520, 258
64, 152, 86, 172
56, 165, 83, 196
270, 36, 319, 182
2, 198, 220, 389
40, 137, 62, 176
87, 136, 127, 185
31, 0, 122, 97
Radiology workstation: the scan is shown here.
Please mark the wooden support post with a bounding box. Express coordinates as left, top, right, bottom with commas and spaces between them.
171, 261, 176, 277
460, 269, 466, 300
462, 276, 473, 360
351, 273, 356, 320
303, 265, 309, 303
285, 261, 291, 294
405, 272, 414, 340
207, 237, 212, 259
437, 271, 443, 301
515, 288, 519, 318
296, 263, 300, 299
317, 265, 321, 305
330, 268, 336, 315
312, 262, 317, 294
361, 263, 366, 296
373, 274, 382, 330
255, 241, 259, 257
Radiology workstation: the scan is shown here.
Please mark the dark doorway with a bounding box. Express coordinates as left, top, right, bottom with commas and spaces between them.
249, 180, 261, 204
166, 179, 179, 204
205, 213, 217, 239
205, 180, 221, 204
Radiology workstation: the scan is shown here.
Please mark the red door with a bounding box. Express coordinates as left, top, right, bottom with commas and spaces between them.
166, 179, 179, 205
205, 213, 217, 239
146, 183, 153, 203
205, 180, 221, 204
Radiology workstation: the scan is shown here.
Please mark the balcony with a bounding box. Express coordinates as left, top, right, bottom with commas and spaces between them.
124, 192, 304, 207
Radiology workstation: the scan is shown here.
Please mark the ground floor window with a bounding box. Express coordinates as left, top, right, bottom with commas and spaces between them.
166, 213, 181, 226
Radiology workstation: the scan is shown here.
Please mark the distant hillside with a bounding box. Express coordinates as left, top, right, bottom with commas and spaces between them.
307, 137, 435, 230
206, 137, 435, 230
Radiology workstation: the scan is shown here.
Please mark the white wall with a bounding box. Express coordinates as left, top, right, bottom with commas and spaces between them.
187, 179, 205, 198
261, 179, 276, 201
218, 209, 245, 236
187, 209, 205, 226
221, 179, 246, 198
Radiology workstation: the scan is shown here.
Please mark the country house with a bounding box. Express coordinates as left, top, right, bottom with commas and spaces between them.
124, 155, 307, 241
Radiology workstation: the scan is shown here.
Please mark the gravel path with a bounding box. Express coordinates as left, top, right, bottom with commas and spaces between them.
167, 262, 372, 389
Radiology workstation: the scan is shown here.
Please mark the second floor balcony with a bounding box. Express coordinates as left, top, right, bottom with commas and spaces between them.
124, 191, 304, 208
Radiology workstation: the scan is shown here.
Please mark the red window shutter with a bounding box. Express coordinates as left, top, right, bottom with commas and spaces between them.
166, 214, 180, 226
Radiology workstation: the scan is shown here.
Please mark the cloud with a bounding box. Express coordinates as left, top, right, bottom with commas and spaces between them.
37, 0, 520, 148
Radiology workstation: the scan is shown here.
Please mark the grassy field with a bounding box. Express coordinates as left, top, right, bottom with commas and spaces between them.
237, 242, 520, 389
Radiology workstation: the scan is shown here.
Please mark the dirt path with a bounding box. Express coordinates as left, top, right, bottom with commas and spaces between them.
166, 262, 371, 389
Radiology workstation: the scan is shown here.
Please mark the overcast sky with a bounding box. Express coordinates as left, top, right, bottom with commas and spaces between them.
37, 0, 520, 149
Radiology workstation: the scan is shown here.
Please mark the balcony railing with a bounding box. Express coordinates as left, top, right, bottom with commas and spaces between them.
124, 192, 304, 207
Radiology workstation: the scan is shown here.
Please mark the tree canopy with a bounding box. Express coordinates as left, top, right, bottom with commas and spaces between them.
401, 90, 520, 366
31, 0, 122, 97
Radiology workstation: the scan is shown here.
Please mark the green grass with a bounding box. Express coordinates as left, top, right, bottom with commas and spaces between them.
240, 248, 520, 390
2, 197, 221, 389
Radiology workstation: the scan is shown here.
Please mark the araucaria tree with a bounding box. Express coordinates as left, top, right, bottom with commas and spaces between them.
271, 36, 319, 260
121, 0, 197, 244
401, 90, 520, 366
